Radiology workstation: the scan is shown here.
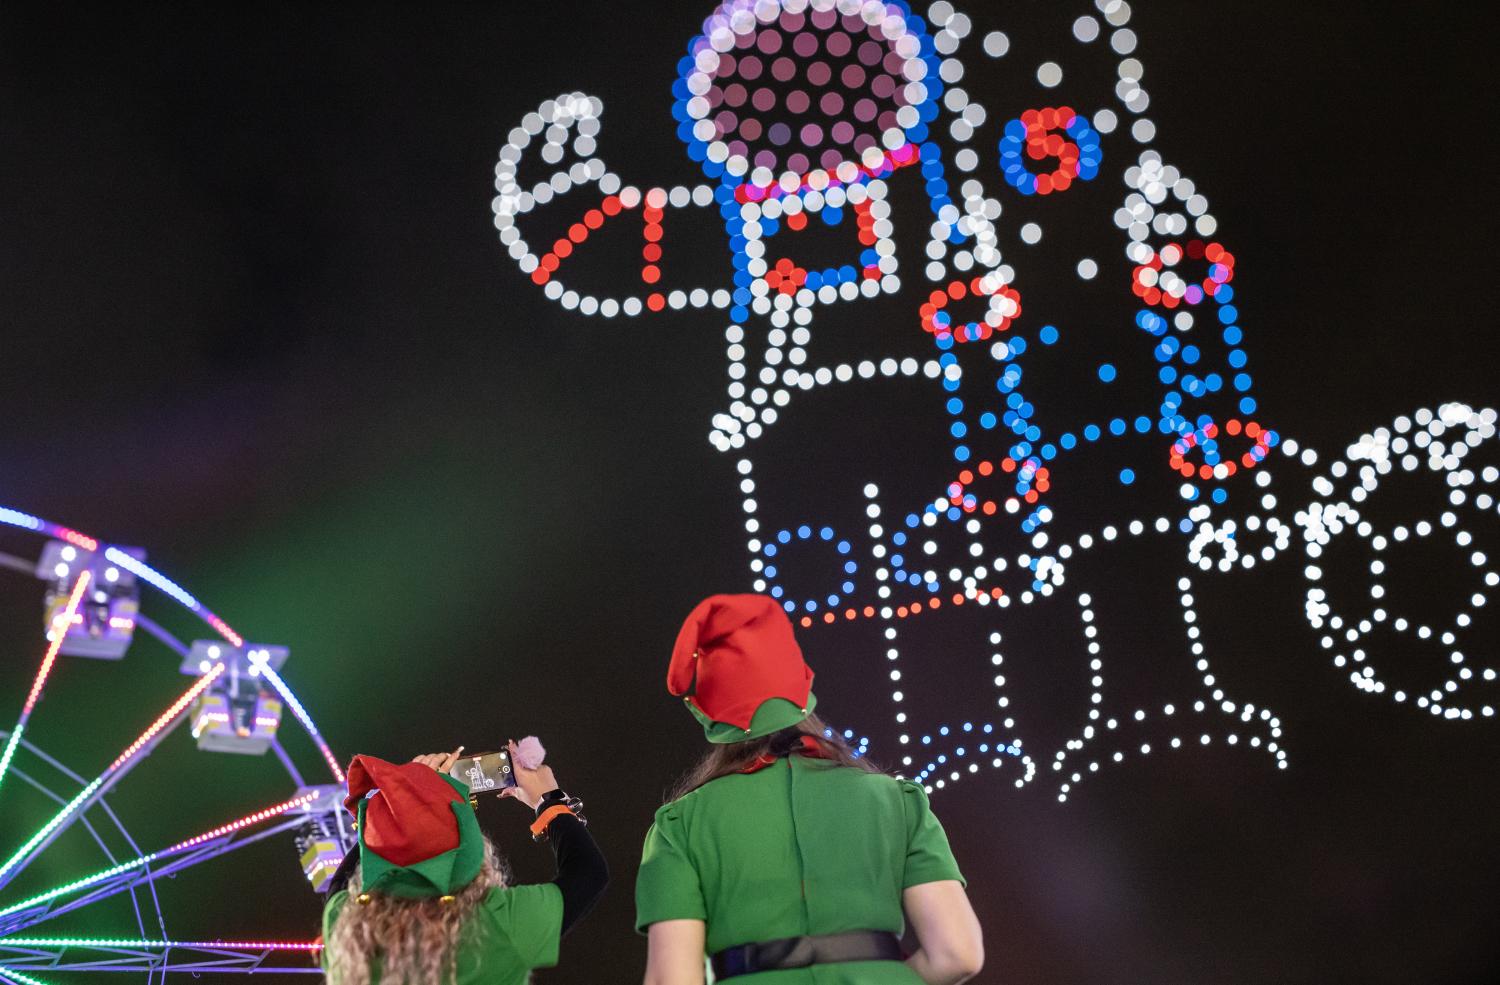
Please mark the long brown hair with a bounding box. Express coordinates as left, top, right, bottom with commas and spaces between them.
668, 713, 882, 802
325, 836, 509, 985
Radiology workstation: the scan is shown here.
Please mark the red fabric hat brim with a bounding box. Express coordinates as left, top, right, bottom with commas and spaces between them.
344, 755, 464, 868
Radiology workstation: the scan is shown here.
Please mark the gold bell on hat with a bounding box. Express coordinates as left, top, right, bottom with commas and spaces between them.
356, 893, 372, 905
439, 895, 456, 905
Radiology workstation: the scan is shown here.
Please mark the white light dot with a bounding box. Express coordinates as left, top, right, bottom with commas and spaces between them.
1077, 258, 1098, 280
982, 31, 1010, 57
1020, 222, 1042, 245
1037, 62, 1063, 87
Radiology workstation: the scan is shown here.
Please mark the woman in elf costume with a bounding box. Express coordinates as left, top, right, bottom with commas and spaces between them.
322, 740, 607, 985
638, 594, 985, 985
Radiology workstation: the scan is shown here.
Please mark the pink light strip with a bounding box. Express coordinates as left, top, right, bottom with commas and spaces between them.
164, 792, 318, 852
0, 938, 322, 951
23, 572, 92, 718
0, 572, 94, 796
110, 665, 224, 772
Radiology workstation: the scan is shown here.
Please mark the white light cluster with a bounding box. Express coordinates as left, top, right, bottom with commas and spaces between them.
885, 484, 1290, 798
491, 93, 731, 319
1298, 404, 1499, 720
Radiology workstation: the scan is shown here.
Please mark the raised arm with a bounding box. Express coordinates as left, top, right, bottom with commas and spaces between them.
502, 739, 608, 934
903, 880, 985, 985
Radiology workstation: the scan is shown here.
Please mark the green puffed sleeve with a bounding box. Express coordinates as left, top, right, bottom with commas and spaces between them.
899, 780, 966, 889
635, 804, 707, 932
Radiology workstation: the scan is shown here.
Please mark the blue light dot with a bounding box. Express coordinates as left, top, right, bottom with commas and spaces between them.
1119, 468, 1135, 485
1098, 363, 1117, 382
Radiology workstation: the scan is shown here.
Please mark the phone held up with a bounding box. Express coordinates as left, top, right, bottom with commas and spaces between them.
448, 750, 516, 795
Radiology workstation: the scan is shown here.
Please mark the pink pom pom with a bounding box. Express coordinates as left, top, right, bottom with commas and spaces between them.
514, 736, 545, 770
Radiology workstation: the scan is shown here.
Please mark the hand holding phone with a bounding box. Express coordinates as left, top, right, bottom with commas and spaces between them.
447, 749, 516, 794
499, 738, 559, 810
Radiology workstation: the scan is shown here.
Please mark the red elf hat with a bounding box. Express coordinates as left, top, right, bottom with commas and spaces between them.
669, 593, 816, 743
343, 755, 483, 898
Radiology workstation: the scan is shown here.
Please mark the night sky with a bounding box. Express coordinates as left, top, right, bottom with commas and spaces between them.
1, 2, 1498, 984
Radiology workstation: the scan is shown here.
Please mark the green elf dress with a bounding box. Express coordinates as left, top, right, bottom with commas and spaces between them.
636, 594, 966, 983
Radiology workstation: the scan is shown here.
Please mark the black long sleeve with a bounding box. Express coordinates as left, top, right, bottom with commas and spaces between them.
325, 843, 360, 898
544, 812, 608, 935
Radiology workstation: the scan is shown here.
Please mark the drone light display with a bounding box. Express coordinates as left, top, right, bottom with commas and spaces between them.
492, 0, 1497, 800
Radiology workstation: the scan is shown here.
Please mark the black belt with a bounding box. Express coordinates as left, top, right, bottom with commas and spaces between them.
711, 930, 903, 979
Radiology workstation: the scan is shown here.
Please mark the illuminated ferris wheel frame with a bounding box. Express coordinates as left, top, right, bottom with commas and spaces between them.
0, 504, 338, 979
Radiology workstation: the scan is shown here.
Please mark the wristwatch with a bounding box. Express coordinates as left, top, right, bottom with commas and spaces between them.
531, 789, 587, 841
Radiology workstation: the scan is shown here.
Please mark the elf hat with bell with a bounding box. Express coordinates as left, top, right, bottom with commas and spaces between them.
343, 755, 483, 899
669, 593, 816, 743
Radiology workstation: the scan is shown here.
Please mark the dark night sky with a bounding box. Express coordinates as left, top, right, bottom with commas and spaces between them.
1, 2, 1498, 984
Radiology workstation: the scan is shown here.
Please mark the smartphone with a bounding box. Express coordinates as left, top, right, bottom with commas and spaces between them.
448, 750, 516, 794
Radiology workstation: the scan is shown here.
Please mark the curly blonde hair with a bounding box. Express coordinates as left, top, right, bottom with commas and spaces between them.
326, 836, 509, 985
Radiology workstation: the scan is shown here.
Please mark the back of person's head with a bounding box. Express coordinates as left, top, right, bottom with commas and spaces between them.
664, 593, 883, 801
327, 839, 508, 985
327, 755, 508, 985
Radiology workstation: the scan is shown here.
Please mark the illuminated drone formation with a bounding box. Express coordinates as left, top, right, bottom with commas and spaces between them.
0, 507, 339, 975
492, 0, 1497, 799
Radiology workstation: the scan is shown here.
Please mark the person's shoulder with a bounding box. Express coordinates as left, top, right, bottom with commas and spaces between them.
654, 783, 709, 825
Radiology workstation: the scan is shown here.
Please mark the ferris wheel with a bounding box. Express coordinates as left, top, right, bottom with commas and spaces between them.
0, 503, 345, 980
